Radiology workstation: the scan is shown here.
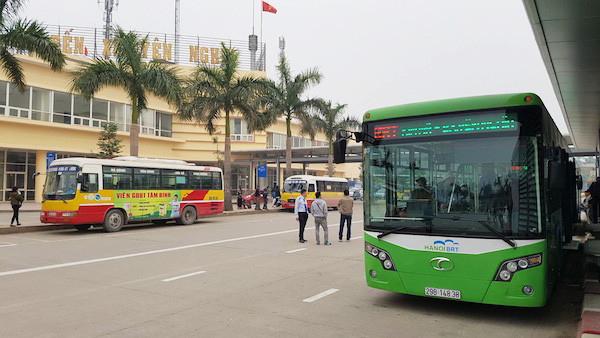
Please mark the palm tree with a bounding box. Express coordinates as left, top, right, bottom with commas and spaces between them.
179, 42, 273, 211
71, 28, 182, 156
0, 0, 65, 91
313, 101, 360, 176
262, 55, 322, 180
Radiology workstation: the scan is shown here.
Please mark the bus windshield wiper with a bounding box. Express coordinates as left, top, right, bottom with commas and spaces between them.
377, 226, 408, 239
477, 220, 517, 248
424, 216, 517, 248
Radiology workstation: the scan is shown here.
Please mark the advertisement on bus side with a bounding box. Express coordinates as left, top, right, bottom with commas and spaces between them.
114, 190, 183, 220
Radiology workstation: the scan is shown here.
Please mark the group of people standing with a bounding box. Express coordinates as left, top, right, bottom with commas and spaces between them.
294, 188, 354, 245
236, 184, 281, 210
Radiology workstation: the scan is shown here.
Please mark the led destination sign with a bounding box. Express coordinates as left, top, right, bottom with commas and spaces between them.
372, 110, 518, 140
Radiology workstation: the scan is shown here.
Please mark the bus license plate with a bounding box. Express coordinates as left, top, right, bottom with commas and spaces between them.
424, 287, 461, 299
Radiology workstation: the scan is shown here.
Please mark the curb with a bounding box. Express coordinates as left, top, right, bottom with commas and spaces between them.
0, 208, 287, 235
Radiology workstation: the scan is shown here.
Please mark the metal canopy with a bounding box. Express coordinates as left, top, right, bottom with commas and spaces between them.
228, 145, 363, 164
523, 0, 600, 151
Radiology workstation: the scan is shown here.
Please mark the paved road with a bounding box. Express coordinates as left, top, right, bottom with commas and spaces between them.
0, 205, 581, 337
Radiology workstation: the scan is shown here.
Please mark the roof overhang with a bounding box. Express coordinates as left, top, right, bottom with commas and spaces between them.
228, 145, 363, 164
523, 0, 600, 151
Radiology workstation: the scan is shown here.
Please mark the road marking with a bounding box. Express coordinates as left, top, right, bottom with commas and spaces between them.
0, 242, 17, 248
350, 236, 363, 241
303, 288, 339, 303
0, 220, 360, 278
106, 233, 133, 237
285, 248, 307, 254
2, 236, 49, 243
161, 270, 206, 282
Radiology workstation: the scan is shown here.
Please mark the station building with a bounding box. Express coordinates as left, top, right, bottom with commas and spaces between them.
0, 26, 360, 202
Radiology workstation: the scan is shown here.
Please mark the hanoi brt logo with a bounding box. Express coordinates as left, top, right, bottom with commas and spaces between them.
424, 239, 460, 253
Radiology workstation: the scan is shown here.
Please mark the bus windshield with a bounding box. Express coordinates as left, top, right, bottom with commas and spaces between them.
364, 136, 541, 238
284, 180, 307, 192
43, 165, 79, 200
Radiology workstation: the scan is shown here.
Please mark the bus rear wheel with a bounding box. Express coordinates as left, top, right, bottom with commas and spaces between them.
103, 209, 124, 232
74, 224, 91, 231
176, 206, 197, 225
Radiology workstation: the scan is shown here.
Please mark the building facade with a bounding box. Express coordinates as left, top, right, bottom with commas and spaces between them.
0, 54, 360, 202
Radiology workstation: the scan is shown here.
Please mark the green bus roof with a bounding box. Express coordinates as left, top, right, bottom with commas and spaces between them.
364, 93, 543, 122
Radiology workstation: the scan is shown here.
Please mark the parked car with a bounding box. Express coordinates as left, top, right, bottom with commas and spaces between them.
351, 188, 363, 200
241, 191, 265, 208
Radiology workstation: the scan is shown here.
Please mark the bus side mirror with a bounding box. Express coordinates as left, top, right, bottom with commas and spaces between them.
76, 172, 84, 184
333, 138, 347, 164
548, 161, 565, 189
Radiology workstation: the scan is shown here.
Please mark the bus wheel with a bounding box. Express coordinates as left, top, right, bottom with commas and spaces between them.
74, 224, 91, 231
176, 206, 197, 225
103, 209, 124, 232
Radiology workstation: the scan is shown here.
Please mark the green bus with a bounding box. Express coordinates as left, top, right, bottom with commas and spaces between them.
334, 93, 576, 307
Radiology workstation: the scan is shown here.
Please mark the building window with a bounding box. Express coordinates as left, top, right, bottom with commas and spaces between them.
139, 108, 156, 135
155, 111, 172, 137
31, 87, 51, 121
91, 98, 108, 127
8, 85, 30, 118
231, 118, 253, 142
267, 132, 320, 149
73, 95, 91, 126
0, 81, 172, 138
1, 150, 36, 201
53, 91, 72, 124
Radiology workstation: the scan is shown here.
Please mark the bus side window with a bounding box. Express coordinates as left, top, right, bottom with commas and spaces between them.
81, 173, 98, 193
308, 184, 315, 192
317, 181, 325, 192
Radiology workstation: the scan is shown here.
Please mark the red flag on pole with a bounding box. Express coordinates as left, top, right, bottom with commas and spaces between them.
84, 47, 88, 56
262, 1, 277, 14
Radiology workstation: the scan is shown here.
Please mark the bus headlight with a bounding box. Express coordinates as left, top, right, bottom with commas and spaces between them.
493, 253, 542, 282
365, 242, 396, 271
62, 212, 77, 217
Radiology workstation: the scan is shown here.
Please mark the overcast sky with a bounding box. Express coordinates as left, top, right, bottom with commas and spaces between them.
23, 0, 568, 134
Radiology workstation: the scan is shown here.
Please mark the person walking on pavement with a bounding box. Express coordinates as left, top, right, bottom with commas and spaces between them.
9, 187, 24, 227
338, 189, 354, 241
311, 191, 330, 245
262, 186, 269, 210
237, 187, 243, 209
254, 187, 261, 211
273, 184, 281, 207
295, 189, 309, 243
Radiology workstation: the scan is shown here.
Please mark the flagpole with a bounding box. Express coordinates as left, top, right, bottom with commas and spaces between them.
260, 3, 263, 69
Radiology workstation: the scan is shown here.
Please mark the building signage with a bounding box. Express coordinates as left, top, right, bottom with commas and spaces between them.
46, 152, 56, 169
257, 165, 267, 178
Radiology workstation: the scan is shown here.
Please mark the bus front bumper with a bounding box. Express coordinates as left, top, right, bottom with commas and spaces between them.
365, 255, 547, 307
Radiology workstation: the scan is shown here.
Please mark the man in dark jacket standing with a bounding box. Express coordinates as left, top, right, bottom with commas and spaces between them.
262, 186, 269, 209
254, 187, 261, 210
9, 187, 24, 227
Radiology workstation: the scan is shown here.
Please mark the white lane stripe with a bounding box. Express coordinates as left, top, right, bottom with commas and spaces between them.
2, 236, 49, 243
0, 242, 17, 248
0, 220, 360, 278
285, 248, 307, 254
303, 288, 339, 303
349, 236, 363, 241
161, 270, 206, 282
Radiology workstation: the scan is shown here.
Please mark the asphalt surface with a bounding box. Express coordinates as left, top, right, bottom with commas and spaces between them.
0, 204, 582, 337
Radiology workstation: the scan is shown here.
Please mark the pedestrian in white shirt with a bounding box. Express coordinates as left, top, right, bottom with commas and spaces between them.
310, 192, 330, 245
294, 189, 309, 243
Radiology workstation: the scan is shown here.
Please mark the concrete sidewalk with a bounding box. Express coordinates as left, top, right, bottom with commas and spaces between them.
0, 202, 289, 234
0, 202, 42, 213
